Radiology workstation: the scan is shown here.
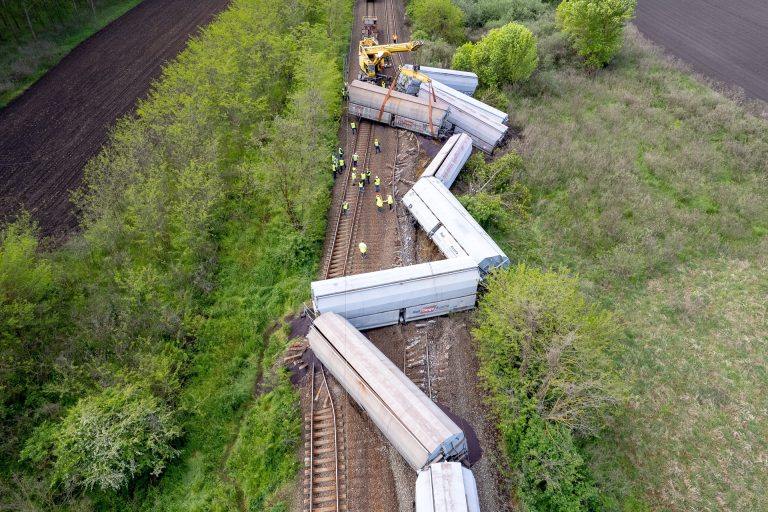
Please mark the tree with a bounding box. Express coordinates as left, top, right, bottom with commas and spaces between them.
556, 0, 636, 68
51, 386, 181, 492
408, 0, 466, 45
474, 264, 624, 436
451, 22, 538, 86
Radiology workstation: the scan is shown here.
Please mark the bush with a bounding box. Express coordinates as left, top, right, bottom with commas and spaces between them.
408, 0, 466, 44
51, 385, 181, 492
473, 265, 624, 508
556, 0, 636, 68
455, 0, 547, 28
451, 22, 538, 86
0, 216, 56, 421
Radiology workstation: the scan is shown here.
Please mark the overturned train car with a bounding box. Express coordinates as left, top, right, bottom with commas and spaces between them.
419, 81, 508, 153
404, 176, 510, 275
307, 313, 469, 471
403, 64, 479, 96
311, 258, 479, 330
421, 133, 473, 188
416, 462, 481, 512
348, 79, 449, 138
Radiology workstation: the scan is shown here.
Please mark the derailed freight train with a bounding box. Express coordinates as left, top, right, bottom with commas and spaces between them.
311, 257, 480, 330
416, 462, 481, 512
348, 80, 450, 137
404, 176, 510, 275
307, 313, 469, 471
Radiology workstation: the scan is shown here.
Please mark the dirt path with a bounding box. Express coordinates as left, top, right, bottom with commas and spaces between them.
635, 0, 768, 102
0, 0, 230, 237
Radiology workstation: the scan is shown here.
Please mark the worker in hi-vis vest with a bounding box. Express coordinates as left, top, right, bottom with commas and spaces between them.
352, 152, 359, 165
374, 138, 381, 153
358, 180, 364, 193
351, 168, 357, 182
350, 121, 357, 134
359, 242, 367, 258
374, 176, 381, 193
387, 194, 394, 210
376, 195, 384, 213
342, 200, 349, 215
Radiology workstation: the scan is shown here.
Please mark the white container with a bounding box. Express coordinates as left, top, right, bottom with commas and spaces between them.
404, 64, 479, 96
415, 462, 481, 512
307, 313, 468, 471
311, 258, 480, 330
404, 177, 510, 274
421, 133, 474, 188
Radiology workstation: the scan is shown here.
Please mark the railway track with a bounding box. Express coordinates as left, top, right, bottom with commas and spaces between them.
322, 120, 376, 279
404, 320, 434, 398
304, 362, 346, 512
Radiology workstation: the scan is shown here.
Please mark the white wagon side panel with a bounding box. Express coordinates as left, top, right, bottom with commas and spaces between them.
308, 313, 468, 471
311, 258, 480, 329
405, 177, 509, 273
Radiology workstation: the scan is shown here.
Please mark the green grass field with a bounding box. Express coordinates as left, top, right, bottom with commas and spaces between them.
506, 19, 768, 511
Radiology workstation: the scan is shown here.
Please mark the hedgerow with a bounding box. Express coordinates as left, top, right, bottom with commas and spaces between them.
473, 265, 623, 510
0, 0, 351, 508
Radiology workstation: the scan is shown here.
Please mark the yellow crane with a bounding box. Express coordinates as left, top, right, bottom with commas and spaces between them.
358, 39, 423, 81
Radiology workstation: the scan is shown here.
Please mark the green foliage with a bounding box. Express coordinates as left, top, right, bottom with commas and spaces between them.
50, 385, 181, 492
451, 22, 538, 86
556, 0, 636, 68
459, 193, 511, 230
0, 216, 57, 425
227, 370, 300, 510
453, 0, 547, 28
474, 265, 623, 509
509, 19, 768, 510
0, 0, 352, 507
408, 0, 466, 44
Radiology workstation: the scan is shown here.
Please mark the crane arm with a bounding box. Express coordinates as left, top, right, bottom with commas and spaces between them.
360, 40, 424, 55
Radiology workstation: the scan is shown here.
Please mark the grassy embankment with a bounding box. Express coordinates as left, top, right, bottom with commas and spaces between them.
498, 13, 768, 512
0, 0, 144, 108
411, 1, 768, 509
0, 0, 352, 509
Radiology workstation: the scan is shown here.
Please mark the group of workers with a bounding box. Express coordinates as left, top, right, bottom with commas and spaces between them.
332, 133, 394, 259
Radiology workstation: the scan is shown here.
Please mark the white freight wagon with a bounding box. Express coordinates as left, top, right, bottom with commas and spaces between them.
348, 79, 450, 138
420, 79, 508, 125
421, 133, 474, 188
415, 462, 481, 512
307, 313, 469, 471
404, 64, 479, 96
404, 177, 510, 274
311, 258, 480, 330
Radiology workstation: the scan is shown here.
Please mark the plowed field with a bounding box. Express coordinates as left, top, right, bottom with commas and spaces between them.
636, 0, 768, 102
0, 0, 230, 237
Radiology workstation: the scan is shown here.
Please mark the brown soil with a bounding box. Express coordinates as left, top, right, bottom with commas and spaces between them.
635, 0, 768, 103
0, 0, 230, 237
